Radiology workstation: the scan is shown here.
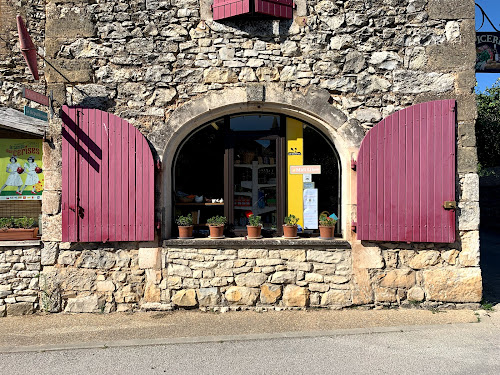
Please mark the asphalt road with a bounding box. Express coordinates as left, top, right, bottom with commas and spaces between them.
1, 316, 498, 375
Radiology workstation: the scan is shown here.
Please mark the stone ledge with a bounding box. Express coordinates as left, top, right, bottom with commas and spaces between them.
0, 240, 41, 248
163, 238, 351, 249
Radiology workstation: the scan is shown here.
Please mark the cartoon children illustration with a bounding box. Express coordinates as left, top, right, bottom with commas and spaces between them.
0, 156, 23, 195
20, 156, 41, 194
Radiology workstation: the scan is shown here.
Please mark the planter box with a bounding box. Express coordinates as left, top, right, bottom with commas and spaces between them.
0, 228, 39, 241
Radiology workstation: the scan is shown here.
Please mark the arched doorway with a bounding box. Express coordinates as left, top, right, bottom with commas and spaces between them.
172, 113, 341, 237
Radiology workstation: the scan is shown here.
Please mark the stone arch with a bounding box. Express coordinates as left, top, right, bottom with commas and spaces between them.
150, 84, 361, 239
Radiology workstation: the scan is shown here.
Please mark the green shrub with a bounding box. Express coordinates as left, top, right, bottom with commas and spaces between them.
176, 213, 193, 226
284, 214, 299, 226
207, 215, 227, 226
0, 217, 13, 229
248, 214, 262, 226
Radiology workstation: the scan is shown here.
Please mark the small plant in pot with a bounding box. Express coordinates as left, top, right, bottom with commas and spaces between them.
283, 214, 299, 238
319, 213, 337, 239
0, 216, 38, 240
206, 215, 227, 239
247, 214, 262, 239
176, 213, 193, 238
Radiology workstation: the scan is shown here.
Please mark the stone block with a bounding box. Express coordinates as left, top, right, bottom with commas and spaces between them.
407, 286, 425, 302
41, 242, 59, 266
197, 288, 220, 307
441, 250, 459, 265
42, 191, 61, 215
374, 287, 397, 303
6, 302, 34, 316
308, 283, 329, 292
0, 305, 5, 317
306, 250, 343, 264
65, 295, 104, 313
238, 249, 268, 259
96, 280, 115, 292
352, 244, 384, 269
305, 273, 324, 283
172, 289, 197, 307
279, 249, 306, 262
167, 263, 192, 277
352, 269, 373, 305
458, 122, 476, 147
338, 119, 366, 148
58, 250, 77, 266
458, 202, 480, 231
270, 271, 296, 284
46, 6, 95, 38
459, 231, 480, 266
282, 285, 309, 307
45, 59, 93, 84
379, 269, 416, 289
203, 67, 238, 84
321, 289, 351, 306
0, 285, 12, 298
144, 283, 161, 303
139, 247, 161, 269
393, 70, 454, 94
41, 214, 62, 242
235, 273, 268, 287
455, 71, 476, 94
260, 284, 282, 304
457, 147, 478, 173
461, 173, 479, 201
408, 251, 440, 269
225, 286, 258, 305
428, 0, 475, 20
424, 268, 483, 302
426, 45, 475, 70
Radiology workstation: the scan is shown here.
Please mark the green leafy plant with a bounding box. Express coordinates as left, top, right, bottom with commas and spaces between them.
319, 213, 337, 227
481, 300, 494, 311
248, 214, 262, 227
176, 213, 193, 226
207, 215, 227, 226
0, 217, 14, 229
476, 79, 500, 168
284, 214, 299, 226
13, 216, 36, 229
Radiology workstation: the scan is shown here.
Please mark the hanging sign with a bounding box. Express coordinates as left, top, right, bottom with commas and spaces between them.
476, 32, 500, 72
0, 139, 44, 201
24, 106, 48, 121
22, 87, 49, 106
290, 165, 321, 174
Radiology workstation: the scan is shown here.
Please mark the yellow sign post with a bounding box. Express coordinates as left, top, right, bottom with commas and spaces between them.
286, 118, 304, 228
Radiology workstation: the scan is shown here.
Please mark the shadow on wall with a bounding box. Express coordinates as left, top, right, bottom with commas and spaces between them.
479, 168, 500, 304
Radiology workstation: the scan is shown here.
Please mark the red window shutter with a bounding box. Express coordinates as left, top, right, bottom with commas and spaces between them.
357, 100, 456, 243
255, 0, 293, 19
213, 0, 293, 20
213, 0, 251, 21
62, 107, 154, 242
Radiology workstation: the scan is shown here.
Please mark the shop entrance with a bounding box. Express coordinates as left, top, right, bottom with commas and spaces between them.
172, 113, 341, 238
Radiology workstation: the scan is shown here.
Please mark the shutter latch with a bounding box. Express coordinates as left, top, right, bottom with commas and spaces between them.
443, 201, 456, 210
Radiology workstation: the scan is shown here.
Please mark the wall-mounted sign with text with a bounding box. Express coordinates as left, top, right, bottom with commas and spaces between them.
290, 165, 321, 174
476, 32, 500, 72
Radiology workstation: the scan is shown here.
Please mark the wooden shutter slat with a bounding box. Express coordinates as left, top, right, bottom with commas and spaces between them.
62, 107, 154, 242
357, 100, 456, 243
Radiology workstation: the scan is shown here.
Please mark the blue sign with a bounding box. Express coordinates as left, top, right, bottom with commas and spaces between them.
24, 106, 48, 121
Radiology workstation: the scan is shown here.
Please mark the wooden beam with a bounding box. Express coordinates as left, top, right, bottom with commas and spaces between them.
0, 107, 47, 136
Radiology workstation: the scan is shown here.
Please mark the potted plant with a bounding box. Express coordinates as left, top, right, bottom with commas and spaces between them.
176, 213, 193, 238
283, 214, 299, 238
0, 216, 38, 241
319, 213, 337, 239
247, 214, 262, 239
206, 215, 227, 239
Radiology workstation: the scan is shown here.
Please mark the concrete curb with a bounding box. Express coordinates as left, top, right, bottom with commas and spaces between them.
0, 321, 487, 354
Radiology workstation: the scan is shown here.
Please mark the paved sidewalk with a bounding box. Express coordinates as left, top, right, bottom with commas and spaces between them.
1, 306, 497, 353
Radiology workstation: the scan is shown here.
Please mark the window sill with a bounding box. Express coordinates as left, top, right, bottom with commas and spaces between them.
164, 237, 350, 249
0, 240, 41, 247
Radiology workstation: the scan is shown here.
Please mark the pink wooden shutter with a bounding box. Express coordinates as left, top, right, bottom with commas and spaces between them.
357, 100, 456, 243
213, 0, 250, 20
213, 0, 293, 20
62, 107, 154, 242
255, 0, 293, 19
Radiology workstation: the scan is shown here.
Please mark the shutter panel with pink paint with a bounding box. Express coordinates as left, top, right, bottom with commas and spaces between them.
213, 0, 293, 20
62, 106, 154, 242
357, 100, 456, 243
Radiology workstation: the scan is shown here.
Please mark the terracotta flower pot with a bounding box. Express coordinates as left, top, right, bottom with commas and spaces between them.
319, 225, 335, 239
178, 225, 193, 238
209, 225, 224, 238
283, 225, 298, 238
247, 225, 262, 239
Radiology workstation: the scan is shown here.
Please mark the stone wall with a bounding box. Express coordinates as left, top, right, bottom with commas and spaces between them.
0, 243, 41, 317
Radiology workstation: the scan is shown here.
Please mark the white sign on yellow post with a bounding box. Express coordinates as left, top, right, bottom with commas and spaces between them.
286, 118, 304, 228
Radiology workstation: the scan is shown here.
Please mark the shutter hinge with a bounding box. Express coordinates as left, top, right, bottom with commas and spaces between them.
351, 221, 357, 232
443, 201, 457, 210
156, 160, 162, 170
351, 158, 357, 171
156, 221, 161, 230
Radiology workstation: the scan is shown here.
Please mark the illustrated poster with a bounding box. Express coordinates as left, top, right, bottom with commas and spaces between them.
476, 32, 500, 72
0, 139, 44, 201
